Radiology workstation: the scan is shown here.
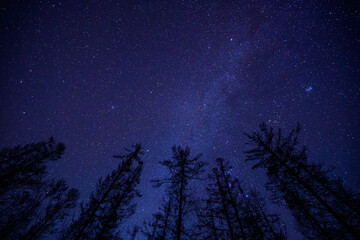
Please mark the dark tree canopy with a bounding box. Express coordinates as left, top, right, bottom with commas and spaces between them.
143, 197, 173, 240
0, 137, 65, 196
0, 138, 78, 240
61, 144, 143, 240
151, 146, 206, 240
1, 123, 359, 240
18, 180, 79, 240
198, 158, 286, 240
245, 123, 360, 239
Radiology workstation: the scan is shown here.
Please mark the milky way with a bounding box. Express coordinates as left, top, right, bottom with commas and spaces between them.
0, 1, 359, 238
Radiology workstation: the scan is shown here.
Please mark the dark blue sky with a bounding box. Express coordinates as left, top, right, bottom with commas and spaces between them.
0, 1, 359, 239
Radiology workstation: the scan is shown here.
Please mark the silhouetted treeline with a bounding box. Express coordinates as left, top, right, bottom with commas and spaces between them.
60, 144, 143, 240
143, 197, 173, 240
193, 158, 286, 240
245, 123, 360, 239
147, 146, 206, 240
0, 138, 79, 240
1, 123, 359, 239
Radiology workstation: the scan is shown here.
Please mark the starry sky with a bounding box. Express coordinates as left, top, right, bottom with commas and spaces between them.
0, 0, 359, 239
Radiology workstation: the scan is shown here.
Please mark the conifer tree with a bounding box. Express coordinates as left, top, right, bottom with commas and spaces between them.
19, 181, 79, 240
61, 144, 143, 240
128, 226, 140, 240
0, 138, 78, 240
194, 199, 220, 240
151, 146, 205, 240
143, 197, 173, 240
1, 179, 78, 240
245, 123, 360, 239
237, 186, 287, 240
0, 137, 65, 196
206, 158, 247, 240
143, 213, 161, 240
200, 158, 286, 240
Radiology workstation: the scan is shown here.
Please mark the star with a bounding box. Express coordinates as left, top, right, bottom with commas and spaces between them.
0, 2, 358, 239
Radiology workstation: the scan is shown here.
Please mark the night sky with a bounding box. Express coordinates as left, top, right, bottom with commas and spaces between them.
0, 0, 359, 239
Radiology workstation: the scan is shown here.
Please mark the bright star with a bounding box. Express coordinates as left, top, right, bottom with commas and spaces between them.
305, 86, 313, 93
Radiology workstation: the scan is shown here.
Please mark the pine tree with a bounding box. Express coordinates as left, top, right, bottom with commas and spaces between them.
0, 138, 78, 240
143, 213, 161, 240
19, 180, 79, 240
151, 146, 205, 240
128, 226, 140, 240
143, 197, 173, 240
0, 137, 65, 197
1, 179, 78, 240
245, 123, 360, 239
201, 158, 286, 240
237, 186, 287, 240
61, 144, 143, 240
206, 158, 247, 240
194, 199, 220, 240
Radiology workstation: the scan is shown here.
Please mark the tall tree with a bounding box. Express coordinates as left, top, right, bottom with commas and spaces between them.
0, 137, 65, 197
194, 199, 221, 240
237, 186, 287, 240
245, 123, 360, 239
61, 144, 143, 240
143, 197, 173, 240
0, 138, 78, 240
19, 181, 79, 240
151, 146, 206, 240
128, 226, 140, 240
205, 158, 247, 240
1, 179, 78, 240
202, 158, 286, 240
143, 213, 161, 240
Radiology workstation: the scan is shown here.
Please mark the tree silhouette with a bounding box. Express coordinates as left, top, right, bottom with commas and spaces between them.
237, 186, 287, 240
128, 226, 140, 240
245, 123, 360, 239
143, 213, 162, 240
0, 138, 78, 240
201, 158, 286, 240
61, 144, 143, 240
19, 180, 79, 240
143, 197, 173, 240
193, 199, 221, 240
0, 137, 65, 197
151, 146, 206, 240
205, 158, 247, 240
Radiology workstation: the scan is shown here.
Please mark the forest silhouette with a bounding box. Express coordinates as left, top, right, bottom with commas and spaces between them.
0, 124, 359, 240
